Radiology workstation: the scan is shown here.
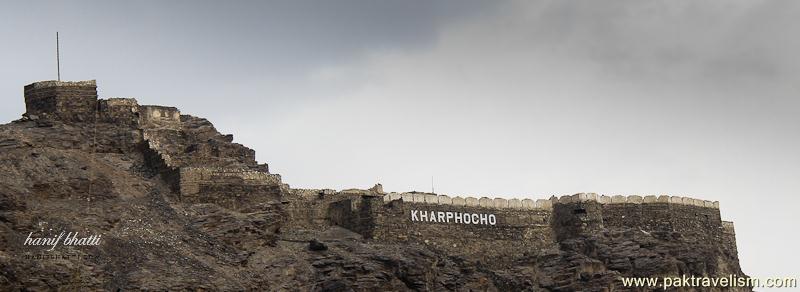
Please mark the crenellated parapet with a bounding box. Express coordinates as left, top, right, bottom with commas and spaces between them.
562, 193, 720, 209
383, 192, 554, 210
382, 192, 720, 211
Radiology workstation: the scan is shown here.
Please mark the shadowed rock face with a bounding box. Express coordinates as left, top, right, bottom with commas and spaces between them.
0, 82, 748, 291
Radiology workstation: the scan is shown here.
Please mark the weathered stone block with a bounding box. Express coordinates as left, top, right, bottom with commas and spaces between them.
413, 193, 426, 203
438, 195, 452, 205
508, 199, 522, 209
465, 197, 479, 206
424, 194, 438, 204
692, 198, 705, 207
628, 195, 643, 204
99, 98, 140, 125
611, 195, 626, 203
452, 197, 466, 206
140, 105, 181, 130
643, 195, 657, 203
401, 193, 414, 202
493, 198, 508, 208
574, 193, 597, 202
521, 199, 535, 209
657, 195, 670, 203
478, 197, 493, 208
536, 199, 552, 210
599, 195, 611, 204
722, 221, 734, 232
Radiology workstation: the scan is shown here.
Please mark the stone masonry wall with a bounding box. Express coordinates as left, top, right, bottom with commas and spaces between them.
597, 195, 722, 238
20, 80, 281, 212
24, 80, 98, 122
285, 188, 378, 230
178, 167, 283, 208
551, 199, 604, 241
326, 192, 731, 267
336, 194, 557, 267
139, 105, 181, 130
98, 98, 140, 125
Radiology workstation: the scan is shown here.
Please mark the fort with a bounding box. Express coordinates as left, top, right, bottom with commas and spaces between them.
18, 79, 740, 268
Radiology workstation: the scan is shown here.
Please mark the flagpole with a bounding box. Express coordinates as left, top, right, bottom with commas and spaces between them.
56, 32, 60, 81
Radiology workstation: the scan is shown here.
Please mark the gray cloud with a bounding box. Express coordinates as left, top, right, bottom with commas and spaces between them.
0, 0, 494, 120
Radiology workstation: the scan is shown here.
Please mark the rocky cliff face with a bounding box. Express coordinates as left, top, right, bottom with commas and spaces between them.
0, 84, 748, 291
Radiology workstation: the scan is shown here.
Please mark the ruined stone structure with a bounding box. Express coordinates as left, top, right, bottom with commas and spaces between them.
22, 80, 283, 207
23, 80, 98, 122
7, 79, 747, 290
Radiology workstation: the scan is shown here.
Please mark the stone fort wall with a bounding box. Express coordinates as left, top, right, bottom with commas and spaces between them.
178, 167, 284, 209
24, 80, 98, 122
285, 188, 382, 230
372, 196, 554, 266
328, 192, 725, 266
139, 105, 181, 130
23, 80, 282, 208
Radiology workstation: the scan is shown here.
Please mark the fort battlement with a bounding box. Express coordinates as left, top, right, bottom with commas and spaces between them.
22, 80, 277, 208
179, 167, 282, 194
24, 80, 98, 89
383, 192, 555, 210
24, 80, 98, 122
381, 192, 720, 210
323, 190, 729, 265
177, 167, 284, 209
23, 79, 183, 130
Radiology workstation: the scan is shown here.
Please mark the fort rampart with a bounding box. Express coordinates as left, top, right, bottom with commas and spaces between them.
178, 167, 283, 209
328, 192, 725, 266
285, 188, 379, 230
23, 80, 282, 207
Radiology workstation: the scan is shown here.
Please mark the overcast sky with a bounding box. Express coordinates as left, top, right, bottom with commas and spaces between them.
1, 0, 798, 284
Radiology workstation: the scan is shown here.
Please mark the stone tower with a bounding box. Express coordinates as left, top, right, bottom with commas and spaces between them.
23, 80, 98, 122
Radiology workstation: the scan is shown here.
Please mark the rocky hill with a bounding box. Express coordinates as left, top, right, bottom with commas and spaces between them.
0, 80, 748, 291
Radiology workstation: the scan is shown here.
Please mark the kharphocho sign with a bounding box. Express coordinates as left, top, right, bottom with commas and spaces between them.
410, 210, 497, 225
